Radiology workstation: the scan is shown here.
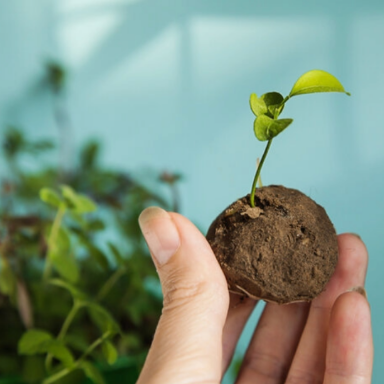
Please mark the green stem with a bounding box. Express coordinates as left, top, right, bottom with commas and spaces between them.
42, 204, 66, 281
58, 302, 81, 340
78, 331, 111, 361
250, 139, 273, 207
45, 301, 82, 372
42, 331, 112, 384
96, 267, 126, 302
42, 368, 71, 384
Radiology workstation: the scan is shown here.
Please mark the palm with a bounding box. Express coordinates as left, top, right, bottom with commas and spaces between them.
222, 234, 372, 383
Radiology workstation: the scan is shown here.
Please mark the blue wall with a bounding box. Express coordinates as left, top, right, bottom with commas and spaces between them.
1, 0, 383, 381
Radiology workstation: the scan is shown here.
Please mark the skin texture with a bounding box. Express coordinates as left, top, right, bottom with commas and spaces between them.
137, 207, 373, 384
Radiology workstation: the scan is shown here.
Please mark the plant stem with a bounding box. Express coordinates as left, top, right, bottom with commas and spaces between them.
42, 368, 71, 384
250, 139, 273, 207
96, 267, 126, 302
58, 301, 81, 340
45, 301, 82, 372
42, 331, 112, 384
78, 331, 111, 361
42, 204, 66, 282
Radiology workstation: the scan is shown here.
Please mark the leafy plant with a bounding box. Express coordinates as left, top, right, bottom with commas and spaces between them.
0, 62, 181, 383
249, 69, 350, 207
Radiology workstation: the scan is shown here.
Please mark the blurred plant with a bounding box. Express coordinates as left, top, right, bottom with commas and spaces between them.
0, 62, 182, 383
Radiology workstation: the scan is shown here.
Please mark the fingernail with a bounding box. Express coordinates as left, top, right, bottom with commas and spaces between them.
139, 207, 180, 265
348, 232, 362, 240
346, 286, 368, 300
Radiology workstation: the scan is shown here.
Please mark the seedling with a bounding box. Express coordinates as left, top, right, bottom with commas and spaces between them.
207, 70, 350, 304
249, 69, 350, 207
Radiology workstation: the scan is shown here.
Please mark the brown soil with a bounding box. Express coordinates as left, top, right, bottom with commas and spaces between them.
206, 185, 338, 304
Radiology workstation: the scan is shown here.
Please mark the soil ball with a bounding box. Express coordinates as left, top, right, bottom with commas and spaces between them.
206, 185, 338, 304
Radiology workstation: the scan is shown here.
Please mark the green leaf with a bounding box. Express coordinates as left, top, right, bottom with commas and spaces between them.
18, 330, 53, 355
254, 115, 293, 141
49, 251, 79, 283
289, 69, 350, 97
39, 188, 62, 208
61, 185, 97, 214
49, 278, 87, 300
55, 227, 71, 252
84, 301, 120, 334
19, 333, 74, 368
102, 341, 118, 365
40, 340, 74, 368
250, 92, 284, 118
81, 361, 106, 384
74, 195, 97, 214
250, 93, 266, 116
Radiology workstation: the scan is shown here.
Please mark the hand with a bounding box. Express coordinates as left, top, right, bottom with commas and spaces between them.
137, 207, 373, 384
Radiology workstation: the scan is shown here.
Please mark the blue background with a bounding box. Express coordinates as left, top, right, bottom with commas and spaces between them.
1, 0, 383, 382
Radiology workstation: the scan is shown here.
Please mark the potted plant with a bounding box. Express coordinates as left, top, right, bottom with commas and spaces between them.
207, 70, 349, 304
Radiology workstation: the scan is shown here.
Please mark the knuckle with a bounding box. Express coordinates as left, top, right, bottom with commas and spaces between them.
162, 272, 223, 311
285, 368, 323, 384
242, 350, 288, 381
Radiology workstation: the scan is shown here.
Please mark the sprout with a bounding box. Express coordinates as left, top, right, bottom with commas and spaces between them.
249, 70, 350, 207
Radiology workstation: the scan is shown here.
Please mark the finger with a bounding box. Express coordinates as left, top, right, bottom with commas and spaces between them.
286, 233, 369, 384
221, 293, 257, 375
236, 301, 309, 384
136, 207, 229, 384
324, 290, 373, 384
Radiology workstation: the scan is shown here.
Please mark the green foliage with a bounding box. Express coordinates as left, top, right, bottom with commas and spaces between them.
254, 115, 293, 141
19, 330, 74, 368
0, 61, 181, 383
289, 69, 351, 97
102, 342, 118, 366
40, 189, 62, 208
18, 330, 53, 355
250, 92, 285, 119
249, 69, 349, 207
250, 69, 349, 143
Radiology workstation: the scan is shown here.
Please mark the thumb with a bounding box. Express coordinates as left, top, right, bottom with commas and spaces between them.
137, 207, 229, 384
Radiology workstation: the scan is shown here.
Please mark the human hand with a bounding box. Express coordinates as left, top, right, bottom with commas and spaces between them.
137, 207, 373, 384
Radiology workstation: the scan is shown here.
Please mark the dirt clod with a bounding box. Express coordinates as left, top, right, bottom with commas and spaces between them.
206, 185, 338, 304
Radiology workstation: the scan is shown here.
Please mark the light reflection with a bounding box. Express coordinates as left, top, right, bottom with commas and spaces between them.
57, 12, 122, 67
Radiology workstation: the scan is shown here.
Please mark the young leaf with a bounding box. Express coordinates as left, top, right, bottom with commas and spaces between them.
40, 188, 62, 208
49, 227, 71, 252
250, 93, 267, 116
49, 251, 79, 284
102, 341, 118, 365
74, 195, 97, 214
261, 92, 285, 117
84, 301, 120, 334
289, 69, 350, 97
250, 92, 284, 118
81, 361, 106, 384
39, 340, 75, 368
61, 185, 97, 214
49, 278, 88, 300
18, 329, 53, 355
254, 115, 293, 141
19, 332, 74, 368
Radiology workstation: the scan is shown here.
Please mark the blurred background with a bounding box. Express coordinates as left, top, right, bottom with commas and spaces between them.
0, 0, 383, 383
